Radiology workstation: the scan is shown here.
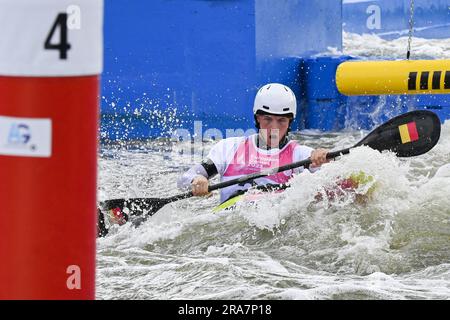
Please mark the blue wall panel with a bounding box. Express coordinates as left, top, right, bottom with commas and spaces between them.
102, 0, 257, 140
101, 0, 343, 140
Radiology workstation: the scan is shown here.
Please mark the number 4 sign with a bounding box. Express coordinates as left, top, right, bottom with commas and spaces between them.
0, 0, 102, 76
44, 6, 82, 60
44, 13, 72, 60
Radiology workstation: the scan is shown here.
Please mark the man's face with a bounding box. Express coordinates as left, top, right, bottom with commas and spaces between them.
256, 114, 291, 147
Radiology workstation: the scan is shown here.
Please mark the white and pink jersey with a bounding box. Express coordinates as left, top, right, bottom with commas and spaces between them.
205, 134, 315, 202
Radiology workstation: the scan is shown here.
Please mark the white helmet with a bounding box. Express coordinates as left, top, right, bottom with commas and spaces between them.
253, 83, 297, 118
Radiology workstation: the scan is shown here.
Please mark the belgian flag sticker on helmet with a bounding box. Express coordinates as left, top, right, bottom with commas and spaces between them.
398, 121, 419, 144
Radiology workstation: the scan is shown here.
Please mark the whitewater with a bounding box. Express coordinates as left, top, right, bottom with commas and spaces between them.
96, 33, 450, 300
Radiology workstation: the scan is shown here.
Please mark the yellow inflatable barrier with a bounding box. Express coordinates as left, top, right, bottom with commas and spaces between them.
336, 59, 450, 96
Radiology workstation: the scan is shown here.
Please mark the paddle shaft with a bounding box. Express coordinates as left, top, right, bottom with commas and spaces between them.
160, 147, 351, 204
207, 147, 350, 192
97, 148, 350, 238
97, 145, 357, 215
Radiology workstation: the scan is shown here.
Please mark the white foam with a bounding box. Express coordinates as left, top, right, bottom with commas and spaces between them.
342, 31, 450, 59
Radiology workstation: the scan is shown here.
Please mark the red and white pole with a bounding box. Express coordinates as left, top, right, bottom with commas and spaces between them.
0, 0, 103, 299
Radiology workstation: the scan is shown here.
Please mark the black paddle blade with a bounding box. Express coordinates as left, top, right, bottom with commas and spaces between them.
97, 197, 171, 237
356, 110, 441, 157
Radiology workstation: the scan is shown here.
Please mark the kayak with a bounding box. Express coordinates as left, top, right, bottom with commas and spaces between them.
212, 171, 376, 213
97, 171, 377, 236
212, 190, 282, 213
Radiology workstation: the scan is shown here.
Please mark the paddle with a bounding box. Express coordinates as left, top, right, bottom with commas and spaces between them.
97, 110, 441, 237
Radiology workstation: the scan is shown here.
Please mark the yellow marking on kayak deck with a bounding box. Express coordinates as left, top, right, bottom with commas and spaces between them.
212, 194, 244, 213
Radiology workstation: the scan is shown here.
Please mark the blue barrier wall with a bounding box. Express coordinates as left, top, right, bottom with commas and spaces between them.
343, 0, 450, 39
101, 0, 448, 139
101, 0, 342, 140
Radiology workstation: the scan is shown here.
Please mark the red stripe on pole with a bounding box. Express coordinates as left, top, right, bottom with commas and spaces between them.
0, 76, 98, 299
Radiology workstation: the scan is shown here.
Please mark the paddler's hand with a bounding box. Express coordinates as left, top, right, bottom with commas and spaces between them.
310, 148, 330, 168
191, 175, 211, 197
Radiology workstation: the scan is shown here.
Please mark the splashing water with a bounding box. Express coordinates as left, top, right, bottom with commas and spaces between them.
96, 122, 450, 300
342, 32, 450, 60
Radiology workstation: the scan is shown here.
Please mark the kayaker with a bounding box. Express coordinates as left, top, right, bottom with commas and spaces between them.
177, 83, 330, 203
